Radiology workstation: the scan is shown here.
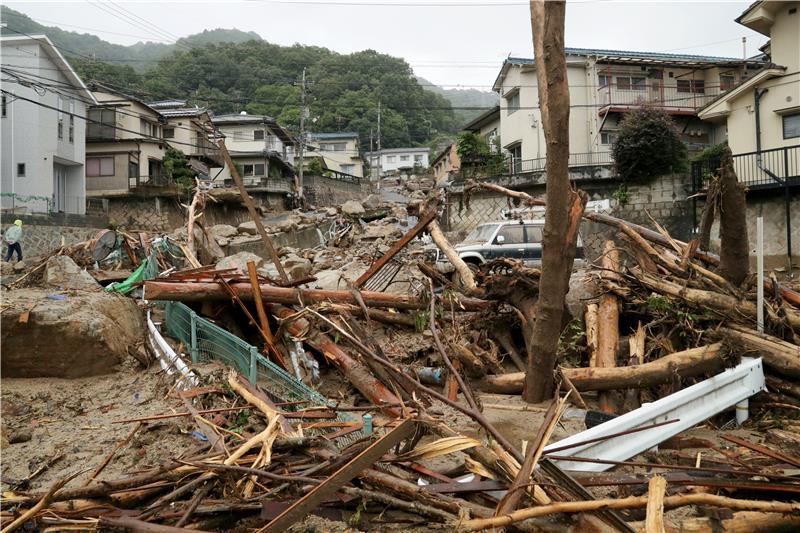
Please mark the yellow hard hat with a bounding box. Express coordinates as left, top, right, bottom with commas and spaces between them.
13, 220, 22, 227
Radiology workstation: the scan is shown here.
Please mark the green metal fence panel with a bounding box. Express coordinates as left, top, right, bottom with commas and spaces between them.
161, 301, 360, 446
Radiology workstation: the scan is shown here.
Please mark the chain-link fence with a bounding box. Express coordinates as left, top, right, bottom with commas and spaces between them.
162, 301, 361, 446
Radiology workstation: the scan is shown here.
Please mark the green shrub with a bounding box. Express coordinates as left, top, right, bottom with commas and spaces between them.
612, 106, 688, 183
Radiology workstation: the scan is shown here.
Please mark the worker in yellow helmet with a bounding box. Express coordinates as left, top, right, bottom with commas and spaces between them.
3, 219, 23, 262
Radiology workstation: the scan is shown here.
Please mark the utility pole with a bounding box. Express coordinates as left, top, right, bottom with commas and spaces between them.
376, 101, 382, 190
369, 129, 375, 181
296, 67, 307, 206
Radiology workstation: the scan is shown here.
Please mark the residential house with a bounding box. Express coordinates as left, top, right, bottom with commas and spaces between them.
493, 49, 764, 172
699, 1, 800, 156
85, 83, 169, 196
148, 100, 222, 177
431, 143, 460, 185
462, 105, 501, 151
1, 35, 95, 214
210, 112, 296, 190
364, 147, 429, 178
306, 132, 364, 178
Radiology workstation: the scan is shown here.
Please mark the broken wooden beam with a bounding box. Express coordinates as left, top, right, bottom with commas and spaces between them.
257, 418, 418, 532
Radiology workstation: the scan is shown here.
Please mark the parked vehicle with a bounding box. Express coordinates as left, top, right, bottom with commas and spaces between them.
424, 219, 584, 276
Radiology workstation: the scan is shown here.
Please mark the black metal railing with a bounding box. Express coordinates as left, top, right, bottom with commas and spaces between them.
691, 145, 800, 191
510, 151, 613, 175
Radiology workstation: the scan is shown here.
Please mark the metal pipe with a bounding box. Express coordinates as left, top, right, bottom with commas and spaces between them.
757, 216, 764, 332
784, 148, 794, 273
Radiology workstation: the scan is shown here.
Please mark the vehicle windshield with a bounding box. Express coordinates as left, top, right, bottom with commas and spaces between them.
462, 224, 499, 244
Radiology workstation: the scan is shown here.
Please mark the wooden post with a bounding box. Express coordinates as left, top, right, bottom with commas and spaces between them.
645, 475, 667, 533
597, 240, 620, 413
217, 138, 288, 284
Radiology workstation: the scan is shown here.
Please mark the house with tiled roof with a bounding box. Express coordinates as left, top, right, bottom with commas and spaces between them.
147, 100, 221, 173
305, 132, 364, 178
492, 47, 765, 174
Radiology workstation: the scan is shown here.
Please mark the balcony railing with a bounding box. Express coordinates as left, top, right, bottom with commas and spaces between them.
597, 82, 729, 112
691, 145, 800, 191
510, 151, 613, 175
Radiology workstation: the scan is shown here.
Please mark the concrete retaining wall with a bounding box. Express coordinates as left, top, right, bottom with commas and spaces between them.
304, 175, 371, 206
1, 213, 109, 260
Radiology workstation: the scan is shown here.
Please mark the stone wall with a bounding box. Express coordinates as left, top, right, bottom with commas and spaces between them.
1, 212, 109, 260
705, 188, 800, 272
304, 175, 371, 206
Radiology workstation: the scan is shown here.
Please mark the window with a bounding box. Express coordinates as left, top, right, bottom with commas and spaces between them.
598, 74, 611, 88
600, 132, 616, 145
506, 89, 520, 115
254, 130, 265, 140
720, 75, 735, 92
341, 164, 355, 174
784, 114, 800, 139
254, 163, 265, 176
57, 96, 64, 140
88, 108, 115, 139
386, 155, 396, 163
400, 155, 410, 162
524, 225, 543, 244
617, 76, 646, 90
87, 156, 115, 177
677, 79, 705, 93
1, 95, 6, 117
496, 224, 524, 244
320, 142, 347, 151
163, 128, 175, 139
414, 154, 423, 162
68, 101, 74, 143
16, 163, 25, 177
243, 164, 254, 175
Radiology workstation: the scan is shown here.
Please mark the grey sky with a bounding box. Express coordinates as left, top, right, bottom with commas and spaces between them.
7, 1, 769, 89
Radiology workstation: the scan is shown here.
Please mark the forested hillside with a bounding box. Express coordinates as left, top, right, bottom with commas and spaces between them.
1, 6, 497, 148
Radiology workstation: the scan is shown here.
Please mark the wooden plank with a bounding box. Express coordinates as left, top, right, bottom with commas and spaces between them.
257, 418, 417, 532
721, 434, 800, 468
217, 139, 288, 284
355, 210, 436, 288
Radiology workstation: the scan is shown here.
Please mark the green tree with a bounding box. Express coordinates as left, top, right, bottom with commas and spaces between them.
612, 106, 688, 183
163, 147, 195, 192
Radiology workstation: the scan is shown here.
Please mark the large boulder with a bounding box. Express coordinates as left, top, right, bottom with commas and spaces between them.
209, 224, 239, 239
361, 221, 402, 241
44, 256, 101, 291
341, 200, 365, 216
237, 221, 258, 235
1, 288, 145, 378
362, 194, 381, 210
283, 253, 313, 281
215, 251, 264, 274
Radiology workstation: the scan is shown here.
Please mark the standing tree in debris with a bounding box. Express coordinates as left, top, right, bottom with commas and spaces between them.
524, 0, 588, 403
717, 147, 750, 286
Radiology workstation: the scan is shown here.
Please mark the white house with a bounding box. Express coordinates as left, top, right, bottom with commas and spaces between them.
364, 147, 429, 178
306, 132, 364, 178
1, 35, 95, 214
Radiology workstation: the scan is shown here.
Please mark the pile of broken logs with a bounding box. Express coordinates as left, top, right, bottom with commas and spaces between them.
3, 187, 800, 532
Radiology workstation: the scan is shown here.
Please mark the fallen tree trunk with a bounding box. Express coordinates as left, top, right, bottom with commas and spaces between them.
144, 281, 491, 312
268, 304, 403, 417
717, 326, 800, 379
634, 511, 800, 533
480, 343, 727, 394
597, 241, 621, 413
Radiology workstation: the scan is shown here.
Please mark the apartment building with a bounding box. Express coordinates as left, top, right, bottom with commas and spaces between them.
306, 132, 364, 178
493, 48, 764, 169
364, 147, 429, 178
1, 35, 95, 214
699, 1, 800, 155
210, 112, 296, 188
85, 83, 169, 196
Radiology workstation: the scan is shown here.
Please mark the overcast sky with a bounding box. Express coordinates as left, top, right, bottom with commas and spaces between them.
6, 0, 769, 89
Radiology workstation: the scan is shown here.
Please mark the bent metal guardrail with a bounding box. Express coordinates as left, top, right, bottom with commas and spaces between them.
161, 301, 361, 446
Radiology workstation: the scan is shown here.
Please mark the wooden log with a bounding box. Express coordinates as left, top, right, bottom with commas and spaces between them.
480, 343, 726, 394
585, 303, 599, 368
597, 241, 620, 413
645, 475, 667, 533
717, 327, 800, 379
268, 304, 403, 417
143, 280, 490, 312
458, 493, 800, 531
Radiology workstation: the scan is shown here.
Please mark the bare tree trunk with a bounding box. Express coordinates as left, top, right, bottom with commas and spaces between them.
717, 148, 749, 286
523, 0, 587, 403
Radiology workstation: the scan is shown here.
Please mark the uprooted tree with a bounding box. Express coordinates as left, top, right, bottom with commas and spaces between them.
716, 147, 750, 286
524, 0, 588, 403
